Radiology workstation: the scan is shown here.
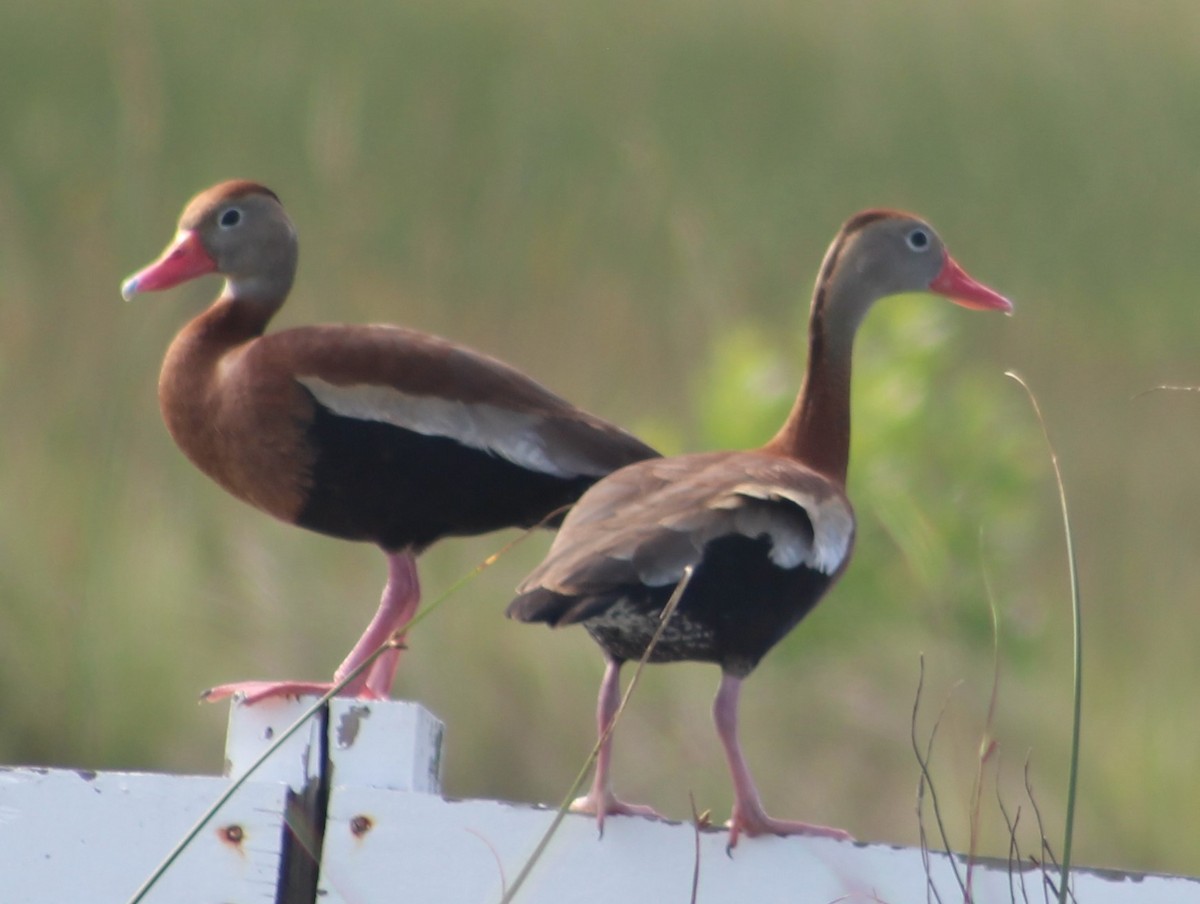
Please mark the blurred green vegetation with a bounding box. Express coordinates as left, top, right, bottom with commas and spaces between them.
3, 0, 1200, 879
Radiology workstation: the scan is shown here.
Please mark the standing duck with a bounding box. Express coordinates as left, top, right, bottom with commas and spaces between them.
122, 180, 658, 704
507, 210, 1012, 845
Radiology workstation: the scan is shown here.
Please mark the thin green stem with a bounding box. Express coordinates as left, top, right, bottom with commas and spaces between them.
966, 530, 1003, 898
1006, 371, 1081, 904
500, 566, 695, 904
688, 792, 703, 904
126, 648, 385, 904
127, 525, 540, 904
1131, 383, 1200, 398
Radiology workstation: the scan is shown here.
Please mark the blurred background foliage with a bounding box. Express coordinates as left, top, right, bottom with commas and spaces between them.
2, 0, 1199, 879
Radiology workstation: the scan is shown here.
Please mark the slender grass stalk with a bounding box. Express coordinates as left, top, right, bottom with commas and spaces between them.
687, 792, 703, 904
500, 566, 696, 904
1005, 371, 1082, 904
126, 524, 541, 904
995, 781, 1028, 904
465, 827, 509, 899
1023, 756, 1061, 902
1132, 384, 1200, 398
965, 532, 1003, 898
911, 655, 965, 902
125, 651, 384, 904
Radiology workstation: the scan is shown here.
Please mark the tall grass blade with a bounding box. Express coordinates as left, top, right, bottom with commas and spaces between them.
966, 530, 1004, 897
126, 527, 538, 904
688, 792, 703, 904
125, 654, 381, 904
1005, 371, 1082, 904
500, 565, 696, 904
1132, 384, 1200, 398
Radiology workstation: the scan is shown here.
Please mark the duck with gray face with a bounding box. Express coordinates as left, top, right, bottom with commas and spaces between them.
122, 179, 659, 705
507, 209, 1013, 847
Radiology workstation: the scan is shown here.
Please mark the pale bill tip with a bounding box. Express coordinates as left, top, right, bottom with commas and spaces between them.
120, 274, 140, 301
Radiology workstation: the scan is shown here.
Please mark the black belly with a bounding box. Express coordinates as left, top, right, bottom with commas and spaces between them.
296, 404, 600, 551
583, 534, 834, 677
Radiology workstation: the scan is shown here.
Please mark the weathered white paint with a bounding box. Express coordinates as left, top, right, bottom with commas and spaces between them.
0, 767, 286, 904
1, 696, 1196, 904
314, 782, 1200, 902
223, 695, 444, 794
316, 785, 1200, 904
326, 697, 445, 793
222, 692, 325, 789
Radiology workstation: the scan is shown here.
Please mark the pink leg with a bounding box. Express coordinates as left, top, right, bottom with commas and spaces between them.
340, 552, 420, 699
714, 672, 853, 850
569, 658, 663, 834
203, 551, 421, 705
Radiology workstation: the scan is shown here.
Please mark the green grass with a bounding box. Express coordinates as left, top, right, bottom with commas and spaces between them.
3, 0, 1200, 879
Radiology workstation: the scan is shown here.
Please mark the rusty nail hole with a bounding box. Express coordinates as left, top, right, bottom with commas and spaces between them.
219, 824, 245, 845
350, 815, 373, 837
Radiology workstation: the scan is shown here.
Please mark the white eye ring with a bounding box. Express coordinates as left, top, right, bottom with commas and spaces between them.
906, 227, 931, 252
219, 207, 243, 229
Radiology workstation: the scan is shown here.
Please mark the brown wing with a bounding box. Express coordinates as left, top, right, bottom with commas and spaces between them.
249, 324, 658, 479
507, 450, 855, 626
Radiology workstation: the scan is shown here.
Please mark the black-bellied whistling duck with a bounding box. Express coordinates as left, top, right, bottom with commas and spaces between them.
507, 210, 1012, 846
121, 180, 658, 704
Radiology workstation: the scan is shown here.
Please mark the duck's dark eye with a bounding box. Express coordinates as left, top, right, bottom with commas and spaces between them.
219, 208, 242, 228
906, 228, 930, 252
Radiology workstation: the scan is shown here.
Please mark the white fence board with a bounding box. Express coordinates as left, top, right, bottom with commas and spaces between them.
2, 698, 1196, 903
316, 783, 1200, 904
0, 767, 287, 904
224, 696, 445, 793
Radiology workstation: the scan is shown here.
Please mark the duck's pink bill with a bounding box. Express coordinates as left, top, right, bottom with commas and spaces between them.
121, 230, 217, 300
930, 252, 1014, 314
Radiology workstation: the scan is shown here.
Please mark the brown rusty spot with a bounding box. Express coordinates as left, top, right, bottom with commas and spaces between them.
350, 814, 373, 838
218, 824, 245, 847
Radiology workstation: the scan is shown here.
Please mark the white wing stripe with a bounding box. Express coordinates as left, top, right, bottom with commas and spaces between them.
723, 484, 853, 575
297, 377, 599, 478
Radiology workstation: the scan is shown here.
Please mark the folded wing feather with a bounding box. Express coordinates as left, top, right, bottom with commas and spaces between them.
296, 376, 634, 479
517, 452, 855, 600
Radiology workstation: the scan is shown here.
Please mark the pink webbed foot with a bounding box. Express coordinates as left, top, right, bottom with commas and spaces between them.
202, 552, 420, 707
200, 679, 389, 706
713, 672, 853, 851
725, 798, 853, 850
570, 658, 664, 835
570, 788, 664, 835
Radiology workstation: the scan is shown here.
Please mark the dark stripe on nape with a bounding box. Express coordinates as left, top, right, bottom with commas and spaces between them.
815, 208, 906, 305
805, 306, 827, 371
815, 241, 844, 293
224, 179, 282, 205
841, 209, 896, 235
811, 207, 919, 327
